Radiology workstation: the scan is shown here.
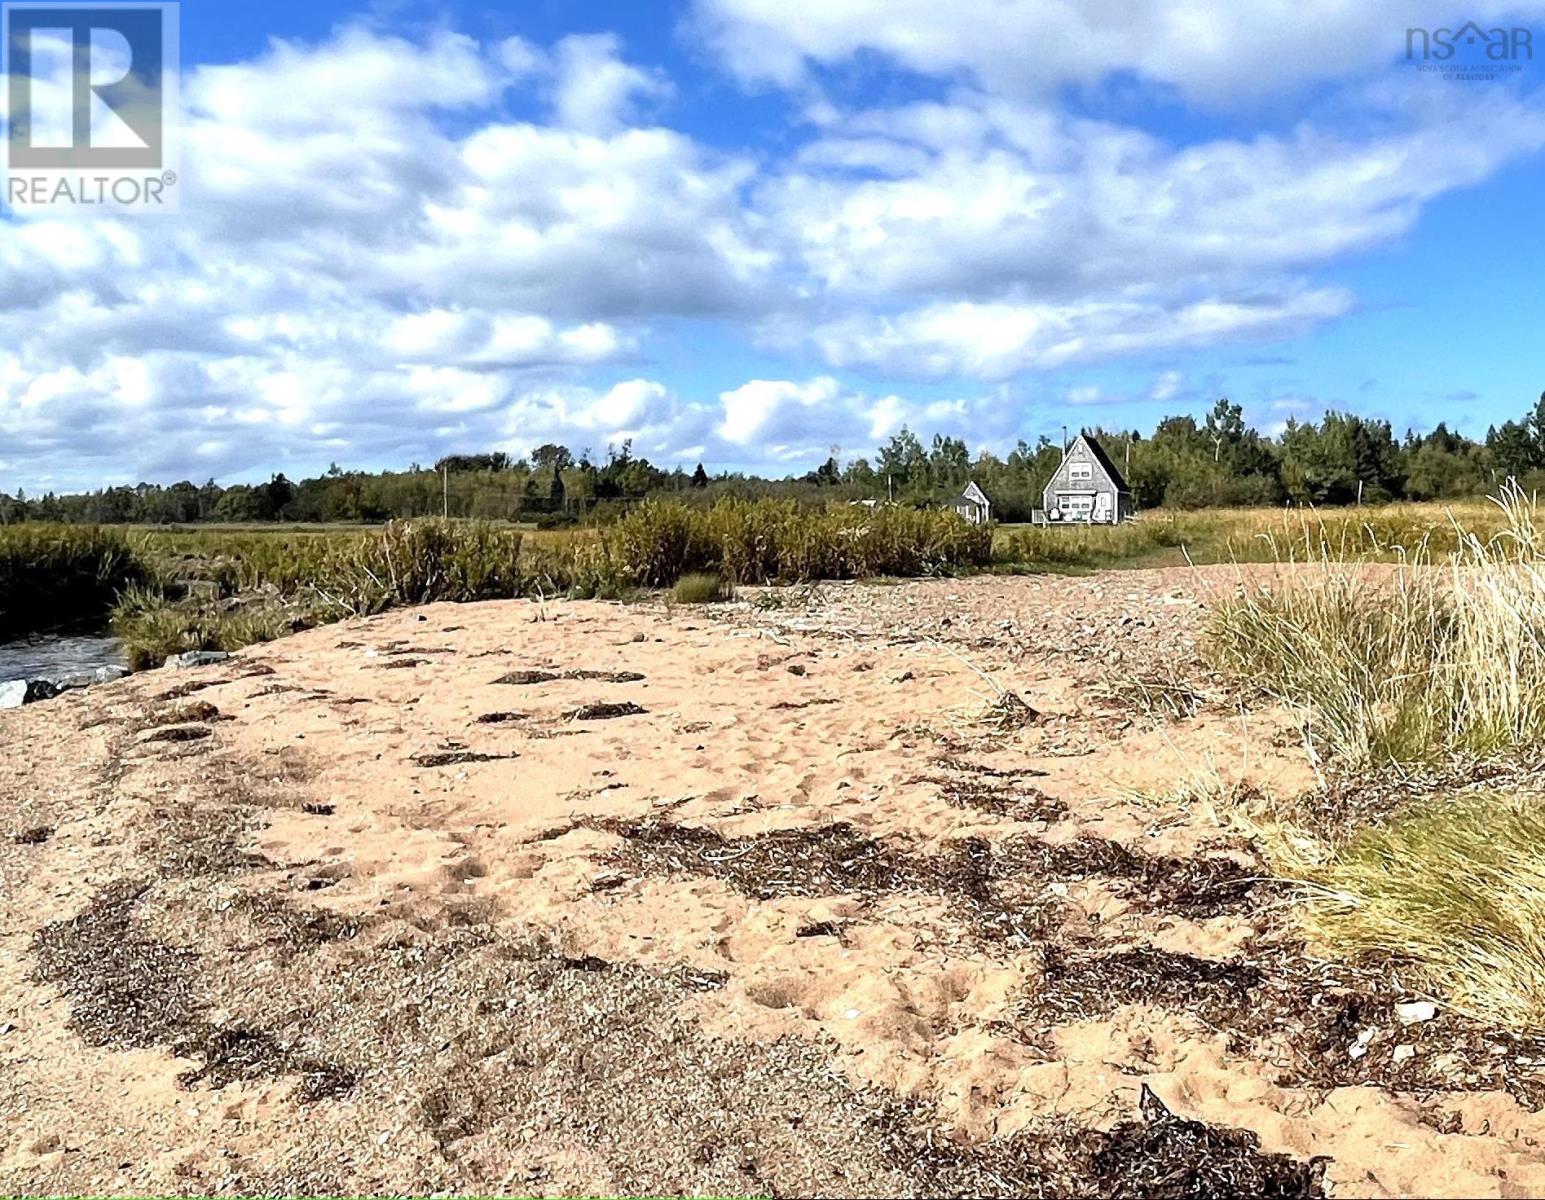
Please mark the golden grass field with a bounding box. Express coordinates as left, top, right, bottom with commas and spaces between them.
129, 498, 1519, 568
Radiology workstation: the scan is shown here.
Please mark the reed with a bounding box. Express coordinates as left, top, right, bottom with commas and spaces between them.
605, 499, 994, 587
112, 520, 525, 667
0, 524, 151, 639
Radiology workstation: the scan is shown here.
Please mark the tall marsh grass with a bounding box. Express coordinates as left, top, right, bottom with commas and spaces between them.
1208, 485, 1545, 767
0, 524, 151, 639
114, 520, 525, 667
994, 520, 1183, 569
670, 573, 735, 605
605, 499, 993, 587
111, 585, 302, 671
105, 502, 990, 664
236, 520, 526, 615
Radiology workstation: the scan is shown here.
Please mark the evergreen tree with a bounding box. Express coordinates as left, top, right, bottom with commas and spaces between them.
1487, 420, 1539, 480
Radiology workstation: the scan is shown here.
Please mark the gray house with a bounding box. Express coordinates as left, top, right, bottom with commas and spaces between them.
947, 480, 992, 524
1041, 433, 1132, 524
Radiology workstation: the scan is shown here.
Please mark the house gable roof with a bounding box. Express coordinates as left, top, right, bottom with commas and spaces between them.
1074, 434, 1130, 493
949, 481, 990, 508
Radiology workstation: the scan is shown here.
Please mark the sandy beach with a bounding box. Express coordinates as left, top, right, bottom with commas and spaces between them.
4, 566, 1544, 1197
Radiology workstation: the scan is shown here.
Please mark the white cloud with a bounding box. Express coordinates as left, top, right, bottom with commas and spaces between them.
551, 33, 673, 134
382, 311, 629, 367
693, 0, 1545, 103
0, 27, 774, 488
749, 79, 1544, 380
717, 376, 840, 444
715, 376, 931, 461
191, 27, 507, 124
1150, 371, 1183, 403
759, 85, 1545, 302
805, 287, 1355, 379
0, 15, 1542, 491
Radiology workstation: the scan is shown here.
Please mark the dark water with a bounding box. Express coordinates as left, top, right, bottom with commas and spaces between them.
0, 631, 126, 684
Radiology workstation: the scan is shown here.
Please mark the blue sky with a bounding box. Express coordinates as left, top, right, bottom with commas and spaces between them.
2, 0, 1545, 490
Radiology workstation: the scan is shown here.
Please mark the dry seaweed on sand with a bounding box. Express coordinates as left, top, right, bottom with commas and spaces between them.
179, 1025, 356, 1100
153, 678, 220, 701
1082, 1085, 1327, 1199
135, 700, 224, 729
493, 669, 560, 685
567, 701, 647, 721
877, 1086, 1326, 1199
933, 756, 1049, 779
1027, 944, 1545, 1108
27, 873, 1326, 1195
1134, 851, 1274, 917
248, 682, 305, 697
494, 668, 646, 686
992, 834, 1272, 918
589, 818, 954, 901
475, 710, 527, 724
584, 820, 1048, 943
30, 881, 355, 1103
920, 773, 1068, 821
979, 690, 1042, 730
585, 818, 1267, 945
1034, 944, 1265, 1025
138, 723, 213, 744
409, 749, 518, 768
149, 802, 269, 876
1287, 752, 1545, 844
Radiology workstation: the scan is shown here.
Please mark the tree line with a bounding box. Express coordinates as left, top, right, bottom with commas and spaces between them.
4, 397, 1543, 527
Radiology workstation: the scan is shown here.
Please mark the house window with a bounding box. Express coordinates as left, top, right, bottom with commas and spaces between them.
1070, 462, 1092, 481
1061, 494, 1094, 514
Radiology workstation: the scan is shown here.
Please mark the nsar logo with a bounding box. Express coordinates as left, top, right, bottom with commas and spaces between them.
1406, 21, 1533, 81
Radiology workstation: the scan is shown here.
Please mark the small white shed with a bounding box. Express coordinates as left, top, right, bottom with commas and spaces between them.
947, 481, 992, 525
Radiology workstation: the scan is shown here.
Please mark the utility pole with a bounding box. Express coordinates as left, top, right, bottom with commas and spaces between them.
1061, 425, 1068, 456
442, 465, 449, 519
